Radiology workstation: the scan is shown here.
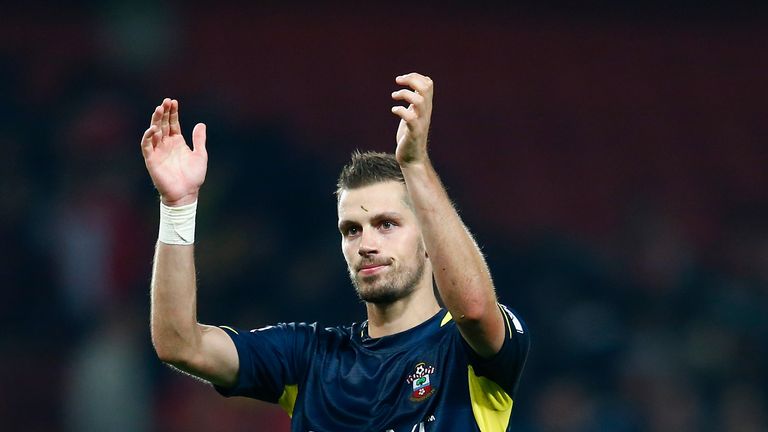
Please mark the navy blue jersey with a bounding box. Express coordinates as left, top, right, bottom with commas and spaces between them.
215, 304, 529, 431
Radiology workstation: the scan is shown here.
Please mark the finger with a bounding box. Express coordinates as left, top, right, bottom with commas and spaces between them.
391, 106, 417, 122
169, 99, 181, 136
391, 89, 424, 106
140, 125, 157, 158
150, 105, 163, 129
192, 123, 207, 154
152, 127, 163, 151
395, 73, 433, 94
395, 72, 434, 91
161, 98, 172, 136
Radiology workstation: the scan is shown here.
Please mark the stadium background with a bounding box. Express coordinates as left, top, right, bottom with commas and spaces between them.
2, 2, 767, 430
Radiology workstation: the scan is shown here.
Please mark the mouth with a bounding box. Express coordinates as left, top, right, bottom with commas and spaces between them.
357, 262, 390, 276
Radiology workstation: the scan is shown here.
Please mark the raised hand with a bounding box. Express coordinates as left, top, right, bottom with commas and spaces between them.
140, 98, 208, 206
391, 73, 434, 165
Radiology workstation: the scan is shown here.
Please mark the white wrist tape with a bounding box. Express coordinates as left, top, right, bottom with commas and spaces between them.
158, 200, 197, 245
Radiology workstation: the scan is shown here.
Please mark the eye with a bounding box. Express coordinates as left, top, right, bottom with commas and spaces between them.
380, 220, 395, 230
345, 226, 360, 237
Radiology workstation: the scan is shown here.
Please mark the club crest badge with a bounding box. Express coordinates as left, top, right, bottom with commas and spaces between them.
406, 362, 436, 401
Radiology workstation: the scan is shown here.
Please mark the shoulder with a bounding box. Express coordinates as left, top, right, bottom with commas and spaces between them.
224, 320, 364, 346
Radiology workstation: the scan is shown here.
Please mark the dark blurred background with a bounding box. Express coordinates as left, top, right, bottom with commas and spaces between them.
2, 1, 768, 431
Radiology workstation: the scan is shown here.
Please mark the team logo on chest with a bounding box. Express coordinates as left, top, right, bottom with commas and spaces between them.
406, 362, 436, 402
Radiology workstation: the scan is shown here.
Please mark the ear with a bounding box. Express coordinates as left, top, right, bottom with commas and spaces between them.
418, 235, 429, 258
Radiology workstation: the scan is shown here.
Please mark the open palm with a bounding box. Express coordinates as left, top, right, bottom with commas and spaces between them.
140, 99, 208, 206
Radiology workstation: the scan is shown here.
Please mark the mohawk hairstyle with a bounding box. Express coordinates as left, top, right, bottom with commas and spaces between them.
335, 150, 405, 199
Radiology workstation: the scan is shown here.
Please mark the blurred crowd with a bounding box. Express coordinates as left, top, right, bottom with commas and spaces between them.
2, 3, 767, 431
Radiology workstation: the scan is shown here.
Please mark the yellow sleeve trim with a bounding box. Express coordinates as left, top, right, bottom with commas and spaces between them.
219, 325, 239, 335
278, 384, 299, 418
440, 311, 453, 327
468, 365, 514, 431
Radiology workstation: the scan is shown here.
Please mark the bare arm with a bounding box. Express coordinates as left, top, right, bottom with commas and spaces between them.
142, 99, 238, 387
391, 74, 505, 357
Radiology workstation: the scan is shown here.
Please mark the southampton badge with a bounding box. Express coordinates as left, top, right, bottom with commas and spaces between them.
406, 362, 436, 402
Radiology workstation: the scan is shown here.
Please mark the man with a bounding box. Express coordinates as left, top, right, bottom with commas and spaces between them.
141, 73, 529, 431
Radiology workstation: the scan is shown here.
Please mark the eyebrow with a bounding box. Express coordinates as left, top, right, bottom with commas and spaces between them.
338, 211, 404, 232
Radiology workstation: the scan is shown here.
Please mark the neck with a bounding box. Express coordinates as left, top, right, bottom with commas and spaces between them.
365, 278, 441, 338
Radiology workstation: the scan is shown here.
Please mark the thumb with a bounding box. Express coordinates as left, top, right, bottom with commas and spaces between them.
192, 123, 207, 154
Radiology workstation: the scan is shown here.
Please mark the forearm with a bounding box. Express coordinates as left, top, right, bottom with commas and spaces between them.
150, 242, 202, 364
401, 161, 497, 321
142, 100, 238, 384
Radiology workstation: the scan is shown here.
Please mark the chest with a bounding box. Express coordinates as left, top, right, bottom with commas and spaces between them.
295, 332, 474, 432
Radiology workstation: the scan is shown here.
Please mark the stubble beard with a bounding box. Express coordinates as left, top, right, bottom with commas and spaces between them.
350, 250, 427, 305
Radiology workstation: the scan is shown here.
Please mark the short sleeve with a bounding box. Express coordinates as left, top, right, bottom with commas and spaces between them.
461, 304, 530, 396
214, 322, 317, 402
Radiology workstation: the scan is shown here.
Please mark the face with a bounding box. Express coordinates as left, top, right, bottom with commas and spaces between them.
337, 181, 429, 304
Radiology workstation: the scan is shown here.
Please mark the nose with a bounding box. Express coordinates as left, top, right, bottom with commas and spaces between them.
358, 228, 379, 257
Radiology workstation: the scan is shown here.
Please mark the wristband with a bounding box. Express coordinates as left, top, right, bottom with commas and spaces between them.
158, 200, 197, 245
